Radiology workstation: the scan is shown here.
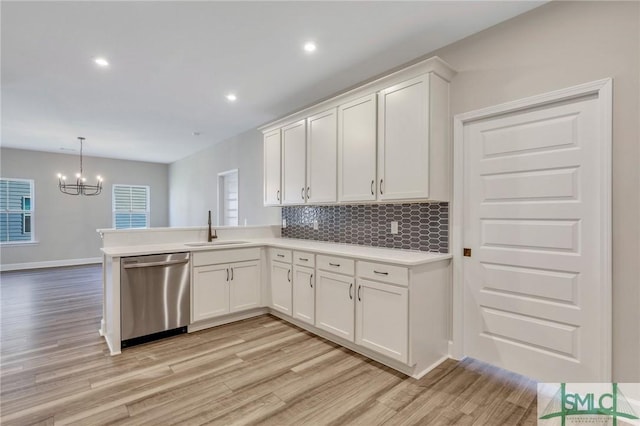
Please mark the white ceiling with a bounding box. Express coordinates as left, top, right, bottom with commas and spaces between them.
1, 1, 545, 164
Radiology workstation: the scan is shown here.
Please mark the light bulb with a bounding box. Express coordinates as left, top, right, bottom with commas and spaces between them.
57, 173, 62, 178
303, 42, 317, 53
82, 177, 86, 182
62, 175, 67, 180
97, 175, 102, 181
76, 173, 81, 178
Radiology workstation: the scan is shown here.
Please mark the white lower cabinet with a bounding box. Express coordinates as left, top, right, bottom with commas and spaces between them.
355, 279, 408, 363
192, 264, 230, 321
292, 265, 314, 325
270, 260, 292, 315
192, 260, 260, 322
315, 270, 355, 341
229, 261, 261, 312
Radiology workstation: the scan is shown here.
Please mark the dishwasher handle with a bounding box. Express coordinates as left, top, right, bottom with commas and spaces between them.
123, 259, 189, 269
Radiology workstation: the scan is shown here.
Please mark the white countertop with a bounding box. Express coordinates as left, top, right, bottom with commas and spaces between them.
102, 238, 451, 266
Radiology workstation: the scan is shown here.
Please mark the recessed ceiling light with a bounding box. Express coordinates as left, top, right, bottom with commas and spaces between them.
303, 42, 317, 53
94, 57, 109, 67
226, 93, 237, 102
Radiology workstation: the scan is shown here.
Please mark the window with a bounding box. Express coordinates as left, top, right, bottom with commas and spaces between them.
218, 169, 238, 226
0, 178, 34, 243
113, 185, 150, 229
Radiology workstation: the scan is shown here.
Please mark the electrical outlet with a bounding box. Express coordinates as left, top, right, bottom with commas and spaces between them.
313, 220, 319, 230
282, 218, 287, 228
390, 221, 399, 234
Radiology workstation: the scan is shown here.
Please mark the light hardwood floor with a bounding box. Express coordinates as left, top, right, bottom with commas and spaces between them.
0, 265, 537, 425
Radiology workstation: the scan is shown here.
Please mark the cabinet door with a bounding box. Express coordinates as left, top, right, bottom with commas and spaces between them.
281, 120, 307, 205
338, 94, 377, 202
315, 271, 355, 341
229, 260, 260, 313
355, 279, 408, 363
192, 264, 230, 322
306, 108, 337, 204
378, 74, 430, 200
263, 129, 282, 206
292, 265, 314, 325
270, 261, 292, 315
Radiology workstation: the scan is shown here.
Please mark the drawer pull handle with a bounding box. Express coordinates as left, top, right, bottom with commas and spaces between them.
301, 187, 305, 200
299, 257, 309, 262
277, 254, 285, 258
288, 269, 291, 282
230, 267, 234, 281
310, 273, 313, 288
349, 283, 353, 300
373, 270, 389, 276
226, 268, 229, 282
329, 262, 341, 267
358, 285, 362, 301
380, 179, 384, 195
370, 180, 374, 196
276, 190, 280, 202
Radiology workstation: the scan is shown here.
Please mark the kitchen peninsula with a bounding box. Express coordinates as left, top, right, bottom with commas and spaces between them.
99, 226, 452, 378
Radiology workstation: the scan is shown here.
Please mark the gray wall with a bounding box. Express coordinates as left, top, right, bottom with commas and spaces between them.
169, 128, 280, 227
0, 148, 169, 266
428, 0, 639, 383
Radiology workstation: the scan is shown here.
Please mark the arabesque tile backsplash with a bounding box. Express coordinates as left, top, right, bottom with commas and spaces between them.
281, 203, 448, 253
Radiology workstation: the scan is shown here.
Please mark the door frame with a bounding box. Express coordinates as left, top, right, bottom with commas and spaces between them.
450, 78, 613, 378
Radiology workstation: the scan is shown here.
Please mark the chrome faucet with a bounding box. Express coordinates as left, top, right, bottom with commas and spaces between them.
208, 210, 217, 242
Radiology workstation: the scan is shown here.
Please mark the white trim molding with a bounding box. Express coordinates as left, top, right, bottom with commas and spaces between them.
0, 257, 102, 272
451, 78, 613, 378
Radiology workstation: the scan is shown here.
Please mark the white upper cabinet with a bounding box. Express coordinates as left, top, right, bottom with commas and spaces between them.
263, 129, 281, 206
261, 57, 455, 205
338, 94, 377, 202
281, 119, 307, 205
306, 108, 337, 204
378, 73, 451, 202
378, 75, 430, 200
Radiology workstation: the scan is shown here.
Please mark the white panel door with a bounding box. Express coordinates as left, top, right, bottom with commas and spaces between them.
315, 271, 355, 341
307, 108, 337, 204
292, 265, 314, 325
356, 279, 408, 363
378, 74, 430, 200
270, 261, 292, 315
263, 129, 281, 205
192, 265, 229, 322
282, 120, 307, 205
229, 261, 260, 313
463, 88, 611, 382
338, 94, 377, 202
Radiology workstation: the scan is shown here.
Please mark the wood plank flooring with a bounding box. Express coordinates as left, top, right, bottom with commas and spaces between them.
0, 265, 538, 425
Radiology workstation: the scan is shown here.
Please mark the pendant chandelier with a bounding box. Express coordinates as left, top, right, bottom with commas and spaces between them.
57, 137, 103, 196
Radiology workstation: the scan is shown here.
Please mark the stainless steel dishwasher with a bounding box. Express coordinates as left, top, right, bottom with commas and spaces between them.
120, 252, 190, 348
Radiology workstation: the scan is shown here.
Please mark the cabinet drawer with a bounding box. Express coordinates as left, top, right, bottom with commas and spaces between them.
193, 248, 260, 267
270, 248, 292, 263
293, 251, 315, 267
357, 261, 408, 286
317, 255, 354, 275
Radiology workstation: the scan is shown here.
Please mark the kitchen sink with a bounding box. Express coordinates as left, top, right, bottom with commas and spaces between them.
184, 241, 249, 247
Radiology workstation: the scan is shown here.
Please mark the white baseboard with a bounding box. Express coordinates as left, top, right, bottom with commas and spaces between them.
0, 257, 102, 272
